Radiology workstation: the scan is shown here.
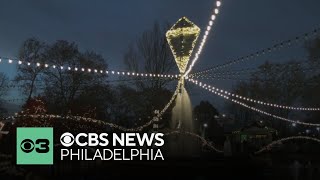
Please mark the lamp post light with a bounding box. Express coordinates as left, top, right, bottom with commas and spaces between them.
202, 123, 208, 137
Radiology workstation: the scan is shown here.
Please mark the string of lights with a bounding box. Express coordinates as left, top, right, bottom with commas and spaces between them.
188, 78, 320, 111
183, 0, 222, 77
255, 136, 320, 154
188, 79, 320, 126
188, 76, 320, 86
191, 60, 320, 79
0, 56, 179, 79
191, 68, 257, 77
191, 27, 320, 76
15, 113, 155, 132
11, 82, 180, 131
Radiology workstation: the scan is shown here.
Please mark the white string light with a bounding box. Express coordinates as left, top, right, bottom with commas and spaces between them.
11, 81, 181, 132
0, 57, 179, 79
183, 0, 222, 77
191, 58, 320, 79
188, 78, 320, 111
188, 75, 320, 86
192, 28, 320, 76
188, 78, 320, 126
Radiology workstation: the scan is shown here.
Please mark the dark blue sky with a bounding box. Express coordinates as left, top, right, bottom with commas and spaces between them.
0, 0, 320, 111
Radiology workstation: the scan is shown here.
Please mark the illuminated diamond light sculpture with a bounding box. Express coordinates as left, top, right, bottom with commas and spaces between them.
166, 17, 200, 74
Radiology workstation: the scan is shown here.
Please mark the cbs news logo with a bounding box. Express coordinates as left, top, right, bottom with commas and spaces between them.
16, 128, 53, 165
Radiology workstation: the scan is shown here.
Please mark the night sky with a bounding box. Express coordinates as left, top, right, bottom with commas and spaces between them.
1, 0, 320, 111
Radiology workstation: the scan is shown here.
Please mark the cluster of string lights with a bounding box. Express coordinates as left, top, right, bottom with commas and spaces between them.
183, 0, 222, 77
188, 79, 320, 126
0, 0, 319, 160
188, 75, 320, 86
187, 76, 320, 87
14, 113, 155, 132
187, 78, 320, 111
191, 58, 320, 79
191, 27, 320, 76
0, 57, 179, 79
8, 82, 181, 132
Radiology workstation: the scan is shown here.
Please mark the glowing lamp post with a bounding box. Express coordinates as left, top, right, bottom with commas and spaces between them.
166, 17, 200, 92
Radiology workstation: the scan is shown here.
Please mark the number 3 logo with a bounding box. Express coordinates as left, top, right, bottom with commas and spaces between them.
35, 139, 50, 153
20, 139, 50, 153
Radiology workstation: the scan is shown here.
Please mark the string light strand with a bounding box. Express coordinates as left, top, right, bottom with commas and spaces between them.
0, 57, 179, 79
188, 78, 320, 111
188, 79, 320, 126
191, 27, 320, 76
183, 0, 223, 77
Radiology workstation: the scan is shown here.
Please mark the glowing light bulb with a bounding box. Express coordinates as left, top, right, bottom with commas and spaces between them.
18, 61, 22, 64
214, 9, 219, 14
216, 1, 221, 7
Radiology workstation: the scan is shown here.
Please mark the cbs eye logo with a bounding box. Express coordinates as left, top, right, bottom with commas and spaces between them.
60, 132, 74, 147
20, 138, 50, 153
